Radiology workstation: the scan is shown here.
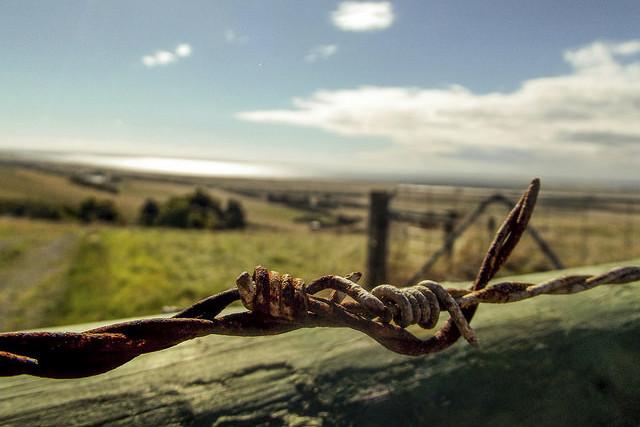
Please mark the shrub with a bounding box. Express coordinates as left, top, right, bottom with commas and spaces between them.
0, 199, 64, 220
224, 199, 246, 229
139, 199, 160, 226
156, 197, 191, 228
140, 189, 245, 230
79, 198, 121, 223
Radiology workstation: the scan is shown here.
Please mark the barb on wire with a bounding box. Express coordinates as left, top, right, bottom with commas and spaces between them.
1, 178, 638, 379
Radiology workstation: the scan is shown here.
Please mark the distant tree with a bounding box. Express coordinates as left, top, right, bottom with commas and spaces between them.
0, 199, 63, 220
148, 188, 245, 231
189, 188, 219, 210
79, 198, 98, 222
79, 198, 120, 223
156, 197, 191, 228
224, 199, 246, 229
0, 200, 21, 217
94, 200, 120, 222
188, 188, 223, 224
26, 201, 63, 220
139, 199, 160, 226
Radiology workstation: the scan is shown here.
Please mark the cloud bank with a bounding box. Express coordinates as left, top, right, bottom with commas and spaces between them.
305, 44, 338, 62
142, 44, 192, 67
238, 40, 640, 171
331, 2, 394, 32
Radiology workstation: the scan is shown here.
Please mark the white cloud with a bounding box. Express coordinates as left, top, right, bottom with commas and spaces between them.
612, 40, 640, 56
563, 40, 640, 75
331, 1, 394, 32
305, 44, 338, 62
225, 29, 249, 44
156, 50, 176, 65
141, 44, 192, 67
237, 40, 640, 172
175, 44, 192, 57
141, 56, 157, 67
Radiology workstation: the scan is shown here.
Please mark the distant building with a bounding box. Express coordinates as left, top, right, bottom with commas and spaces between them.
70, 170, 118, 193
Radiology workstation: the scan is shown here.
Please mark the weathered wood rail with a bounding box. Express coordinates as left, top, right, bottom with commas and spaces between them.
1, 261, 639, 426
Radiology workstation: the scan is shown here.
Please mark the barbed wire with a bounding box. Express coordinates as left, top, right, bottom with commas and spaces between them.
1, 179, 638, 379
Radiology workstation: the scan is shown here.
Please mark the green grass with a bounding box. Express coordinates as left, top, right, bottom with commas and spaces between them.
0, 220, 85, 330
0, 218, 365, 330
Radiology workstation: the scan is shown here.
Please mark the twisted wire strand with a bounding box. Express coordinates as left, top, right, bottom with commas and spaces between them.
453, 266, 640, 308
342, 266, 640, 349
371, 282, 478, 347
238, 268, 478, 347
2, 178, 638, 379
1, 265, 637, 378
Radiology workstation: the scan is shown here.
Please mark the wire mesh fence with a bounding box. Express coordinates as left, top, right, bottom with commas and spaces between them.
386, 183, 640, 285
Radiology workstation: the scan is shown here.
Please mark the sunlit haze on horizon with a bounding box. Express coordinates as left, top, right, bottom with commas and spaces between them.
1, 1, 640, 183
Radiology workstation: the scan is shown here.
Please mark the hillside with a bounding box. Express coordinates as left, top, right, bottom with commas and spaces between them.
0, 161, 365, 228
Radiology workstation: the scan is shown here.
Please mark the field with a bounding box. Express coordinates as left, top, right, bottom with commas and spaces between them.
2, 159, 640, 425
386, 184, 640, 283
0, 161, 373, 331
0, 219, 365, 331
1, 159, 640, 331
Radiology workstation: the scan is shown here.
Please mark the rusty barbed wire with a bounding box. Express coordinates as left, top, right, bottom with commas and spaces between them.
0, 178, 638, 379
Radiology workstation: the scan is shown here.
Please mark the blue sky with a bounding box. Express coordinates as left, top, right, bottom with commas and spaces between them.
2, 1, 640, 182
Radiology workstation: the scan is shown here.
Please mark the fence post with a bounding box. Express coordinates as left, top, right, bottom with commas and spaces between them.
367, 190, 391, 289
443, 210, 458, 262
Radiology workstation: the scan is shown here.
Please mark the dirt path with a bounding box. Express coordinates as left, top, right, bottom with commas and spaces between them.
0, 233, 79, 331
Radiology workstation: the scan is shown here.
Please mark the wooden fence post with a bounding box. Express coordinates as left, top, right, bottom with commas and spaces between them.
367, 190, 391, 289
443, 210, 458, 262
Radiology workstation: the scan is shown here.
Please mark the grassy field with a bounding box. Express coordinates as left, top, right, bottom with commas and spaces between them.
0, 162, 374, 330
2, 161, 640, 425
2, 160, 640, 332
0, 162, 346, 228
0, 218, 365, 331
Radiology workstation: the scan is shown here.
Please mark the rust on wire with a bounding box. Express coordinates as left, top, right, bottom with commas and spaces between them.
1, 178, 639, 379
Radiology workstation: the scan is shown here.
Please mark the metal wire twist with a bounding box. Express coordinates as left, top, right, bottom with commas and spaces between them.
0, 178, 638, 379
372, 281, 478, 347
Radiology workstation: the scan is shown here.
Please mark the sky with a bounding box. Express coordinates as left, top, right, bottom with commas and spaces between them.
1, 1, 640, 184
